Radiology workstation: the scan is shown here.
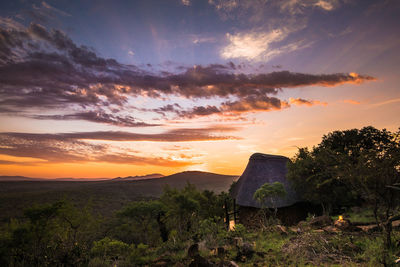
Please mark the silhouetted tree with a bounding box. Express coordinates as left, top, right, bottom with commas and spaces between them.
253, 182, 286, 225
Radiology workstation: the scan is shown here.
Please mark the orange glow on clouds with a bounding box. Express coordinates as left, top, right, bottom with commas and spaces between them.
343, 99, 361, 105
289, 97, 328, 107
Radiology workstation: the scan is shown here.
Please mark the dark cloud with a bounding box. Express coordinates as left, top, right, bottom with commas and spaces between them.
32, 111, 159, 127
289, 97, 327, 106
174, 96, 284, 118
0, 20, 376, 121
23, 1, 71, 25
221, 95, 283, 113
66, 126, 239, 141
161, 95, 328, 119
0, 125, 238, 143
151, 103, 183, 116
178, 105, 222, 118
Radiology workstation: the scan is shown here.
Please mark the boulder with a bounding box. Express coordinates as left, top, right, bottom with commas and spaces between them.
323, 225, 340, 233
218, 260, 239, 267
189, 255, 214, 267
356, 224, 379, 233
188, 243, 199, 258
217, 247, 225, 258
153, 256, 172, 266
276, 225, 288, 235
289, 226, 302, 233
334, 218, 351, 230
309, 215, 333, 227
235, 242, 255, 262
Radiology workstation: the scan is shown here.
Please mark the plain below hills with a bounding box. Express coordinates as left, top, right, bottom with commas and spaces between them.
0, 171, 238, 221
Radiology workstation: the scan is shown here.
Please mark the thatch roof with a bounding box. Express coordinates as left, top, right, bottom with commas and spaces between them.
231, 153, 299, 208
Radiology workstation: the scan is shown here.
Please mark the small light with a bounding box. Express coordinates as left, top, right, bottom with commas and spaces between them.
229, 220, 235, 231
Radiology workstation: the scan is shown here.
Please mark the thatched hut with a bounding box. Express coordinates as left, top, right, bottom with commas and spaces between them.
231, 153, 319, 226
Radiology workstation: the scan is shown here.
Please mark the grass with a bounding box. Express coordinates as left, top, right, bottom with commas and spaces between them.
344, 208, 376, 224
330, 207, 376, 224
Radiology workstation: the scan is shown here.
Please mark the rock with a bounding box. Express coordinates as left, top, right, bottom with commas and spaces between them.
323, 225, 340, 233
218, 260, 239, 267
276, 225, 288, 235
188, 243, 199, 258
334, 218, 351, 230
189, 254, 214, 267
153, 257, 172, 266
236, 241, 255, 262
357, 224, 379, 233
217, 247, 225, 258
153, 261, 169, 266
289, 226, 302, 233
309, 215, 333, 227
242, 242, 254, 257
392, 220, 400, 229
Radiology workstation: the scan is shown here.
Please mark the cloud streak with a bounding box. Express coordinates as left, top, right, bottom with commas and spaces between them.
165, 95, 328, 118
31, 111, 159, 127
0, 20, 376, 123
0, 126, 238, 166
0, 126, 239, 143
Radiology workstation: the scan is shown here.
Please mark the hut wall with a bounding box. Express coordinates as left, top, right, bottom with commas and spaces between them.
237, 202, 321, 227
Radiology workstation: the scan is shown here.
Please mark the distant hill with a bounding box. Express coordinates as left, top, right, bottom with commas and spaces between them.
0, 176, 47, 181
106, 170, 238, 196
112, 173, 164, 181
0, 176, 109, 181
0, 171, 238, 221
54, 178, 110, 181
154, 171, 237, 192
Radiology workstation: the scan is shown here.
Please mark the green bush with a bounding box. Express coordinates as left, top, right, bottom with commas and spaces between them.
91, 237, 129, 262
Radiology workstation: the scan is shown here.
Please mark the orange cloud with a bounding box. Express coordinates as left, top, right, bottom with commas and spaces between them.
343, 99, 361, 105
289, 97, 327, 106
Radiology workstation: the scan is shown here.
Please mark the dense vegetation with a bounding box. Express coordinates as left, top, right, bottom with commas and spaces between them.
0, 126, 399, 266
288, 126, 400, 264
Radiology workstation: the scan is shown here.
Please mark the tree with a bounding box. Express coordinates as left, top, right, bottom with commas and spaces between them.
253, 182, 286, 224
287, 147, 355, 214
160, 184, 200, 237
288, 126, 394, 214
288, 126, 400, 254
346, 130, 400, 249
91, 237, 129, 263
2, 200, 99, 266
117, 200, 166, 244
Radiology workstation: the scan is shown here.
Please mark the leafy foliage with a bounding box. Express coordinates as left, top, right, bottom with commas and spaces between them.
288, 126, 400, 259
253, 182, 286, 207
288, 126, 400, 214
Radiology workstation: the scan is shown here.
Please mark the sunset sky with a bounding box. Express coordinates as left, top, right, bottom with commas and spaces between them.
0, 0, 399, 178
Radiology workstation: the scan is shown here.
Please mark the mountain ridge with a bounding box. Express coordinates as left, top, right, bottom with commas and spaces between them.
0, 170, 238, 182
